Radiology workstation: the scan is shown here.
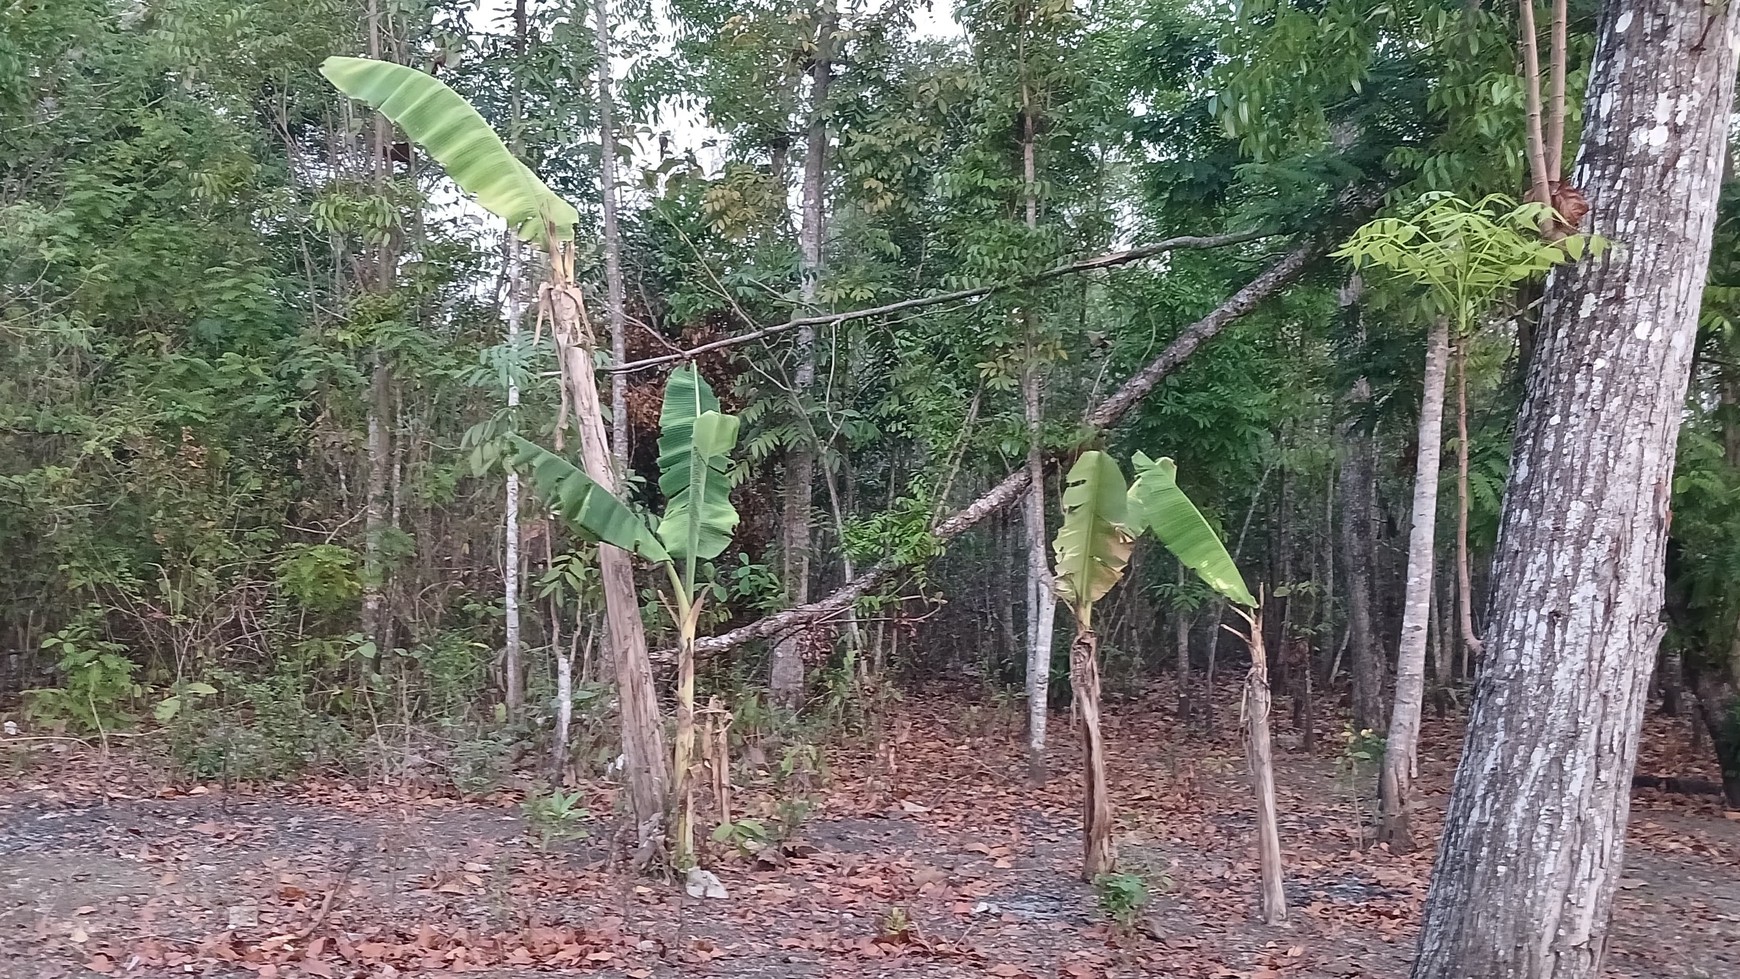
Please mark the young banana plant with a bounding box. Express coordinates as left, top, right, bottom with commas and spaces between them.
510, 365, 741, 871
1053, 451, 1253, 879
319, 57, 674, 854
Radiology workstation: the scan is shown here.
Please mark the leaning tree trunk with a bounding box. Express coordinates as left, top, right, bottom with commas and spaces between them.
1413, 2, 1740, 976
547, 280, 670, 852
1378, 315, 1450, 851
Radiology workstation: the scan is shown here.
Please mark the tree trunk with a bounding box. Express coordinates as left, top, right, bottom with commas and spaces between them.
592, 0, 629, 474
502, 238, 527, 715
1023, 364, 1056, 781
1339, 278, 1385, 734
1071, 627, 1114, 878
771, 4, 834, 709
1175, 563, 1192, 723
1453, 336, 1483, 668
1378, 315, 1450, 852
1412, 2, 1740, 974
1240, 610, 1286, 924
548, 281, 670, 851
1019, 56, 1056, 782
1688, 653, 1740, 809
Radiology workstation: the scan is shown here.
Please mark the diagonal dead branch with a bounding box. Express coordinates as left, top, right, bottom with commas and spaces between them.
610, 228, 1276, 374
690, 237, 1325, 655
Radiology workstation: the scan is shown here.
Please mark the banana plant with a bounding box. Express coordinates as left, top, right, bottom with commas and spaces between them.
1053, 450, 1253, 879
321, 57, 676, 848
510, 365, 741, 870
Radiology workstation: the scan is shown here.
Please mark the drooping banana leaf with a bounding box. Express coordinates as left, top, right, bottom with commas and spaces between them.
319, 56, 578, 243
1052, 451, 1134, 626
655, 367, 740, 569
1127, 453, 1256, 608
507, 435, 669, 563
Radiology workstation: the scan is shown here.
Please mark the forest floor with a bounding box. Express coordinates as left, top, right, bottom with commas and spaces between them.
2, 688, 1737, 979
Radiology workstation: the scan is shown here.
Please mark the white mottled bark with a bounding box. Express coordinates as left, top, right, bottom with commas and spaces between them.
503, 238, 526, 714
1413, 1, 1740, 975
1378, 315, 1449, 851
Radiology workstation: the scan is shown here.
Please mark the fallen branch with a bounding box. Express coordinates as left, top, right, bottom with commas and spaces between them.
611, 228, 1276, 374
691, 237, 1324, 655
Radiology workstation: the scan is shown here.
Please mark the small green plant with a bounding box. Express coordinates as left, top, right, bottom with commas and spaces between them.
1094, 872, 1152, 930
773, 797, 815, 840
777, 742, 827, 790
522, 788, 591, 849
1338, 724, 1387, 843
24, 619, 140, 733
711, 817, 770, 856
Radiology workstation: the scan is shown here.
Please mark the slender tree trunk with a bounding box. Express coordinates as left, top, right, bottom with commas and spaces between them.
358, 0, 395, 655
503, 241, 526, 714
1453, 337, 1483, 667
1379, 315, 1450, 852
548, 279, 669, 851
1339, 282, 1385, 733
1071, 627, 1114, 878
1175, 563, 1191, 723
1023, 364, 1056, 780
1020, 61, 1056, 782
771, 4, 835, 708
1413, 2, 1740, 974
592, 0, 629, 474
1239, 610, 1286, 924
502, 2, 529, 716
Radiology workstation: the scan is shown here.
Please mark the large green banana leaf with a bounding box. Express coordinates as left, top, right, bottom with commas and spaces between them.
1127, 453, 1256, 607
1052, 451, 1134, 624
655, 367, 740, 567
507, 435, 669, 563
320, 56, 578, 243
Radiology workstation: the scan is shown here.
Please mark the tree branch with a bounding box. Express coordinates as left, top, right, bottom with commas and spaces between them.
610, 228, 1276, 374
690, 237, 1324, 655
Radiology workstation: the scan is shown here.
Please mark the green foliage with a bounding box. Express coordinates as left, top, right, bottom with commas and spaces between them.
655, 366, 744, 572
25, 618, 140, 732
1334, 192, 1602, 332
1093, 871, 1152, 930
1126, 454, 1256, 608
508, 435, 672, 562
522, 788, 591, 848
275, 544, 363, 614
320, 56, 578, 243
1053, 452, 1135, 620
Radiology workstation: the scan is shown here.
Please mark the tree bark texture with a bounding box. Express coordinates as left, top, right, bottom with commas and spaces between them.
1339, 377, 1384, 733
549, 282, 670, 845
591, 0, 630, 475
1454, 337, 1483, 667
771, 5, 835, 708
1071, 628, 1114, 879
1412, 3, 1740, 975
1379, 315, 1450, 852
1240, 612, 1286, 924
1023, 363, 1056, 781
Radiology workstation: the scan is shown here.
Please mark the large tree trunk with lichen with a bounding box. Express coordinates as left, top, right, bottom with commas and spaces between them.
1412, 2, 1740, 975
1378, 315, 1449, 852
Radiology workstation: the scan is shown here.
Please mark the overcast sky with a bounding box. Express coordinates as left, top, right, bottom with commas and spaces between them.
471, 0, 960, 175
